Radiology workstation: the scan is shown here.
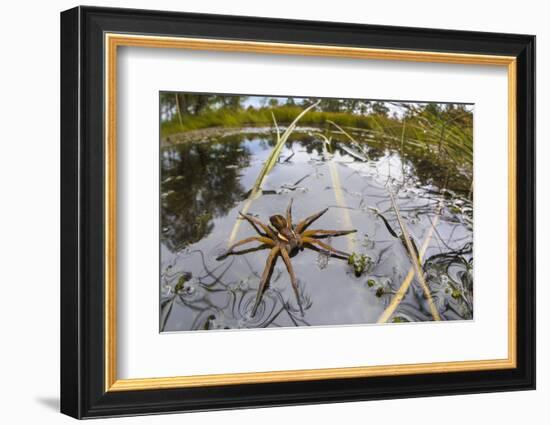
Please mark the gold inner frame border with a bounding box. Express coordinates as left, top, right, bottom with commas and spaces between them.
104, 33, 517, 392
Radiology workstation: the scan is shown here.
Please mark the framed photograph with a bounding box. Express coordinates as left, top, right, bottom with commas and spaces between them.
60, 6, 535, 419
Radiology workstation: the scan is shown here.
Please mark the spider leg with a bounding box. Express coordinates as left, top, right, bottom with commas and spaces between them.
304, 242, 349, 261
302, 236, 351, 259
302, 229, 356, 239
216, 236, 275, 260
280, 246, 304, 316
251, 246, 281, 317
239, 212, 276, 239
218, 244, 273, 259
239, 215, 265, 236
295, 208, 329, 233
286, 198, 293, 226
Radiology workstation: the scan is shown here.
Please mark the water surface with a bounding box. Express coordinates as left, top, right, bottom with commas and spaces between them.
160, 128, 473, 332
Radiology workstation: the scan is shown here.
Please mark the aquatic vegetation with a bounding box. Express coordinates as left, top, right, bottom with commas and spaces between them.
348, 252, 372, 277
174, 274, 189, 294
217, 199, 356, 316
363, 276, 394, 299
424, 244, 473, 319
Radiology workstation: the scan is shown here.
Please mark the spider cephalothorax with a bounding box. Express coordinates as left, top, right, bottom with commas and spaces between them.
217, 199, 356, 316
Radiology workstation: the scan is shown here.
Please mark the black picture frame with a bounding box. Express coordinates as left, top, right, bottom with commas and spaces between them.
61, 5, 535, 419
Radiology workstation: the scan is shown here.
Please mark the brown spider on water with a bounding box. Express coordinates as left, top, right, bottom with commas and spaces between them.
217, 199, 356, 317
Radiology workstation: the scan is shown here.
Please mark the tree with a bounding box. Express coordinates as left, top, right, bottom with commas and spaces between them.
371, 102, 390, 117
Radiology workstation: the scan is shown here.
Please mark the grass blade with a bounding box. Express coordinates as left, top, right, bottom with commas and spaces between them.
327, 120, 368, 161
377, 211, 440, 323
388, 191, 441, 321
228, 101, 320, 245
249, 100, 321, 199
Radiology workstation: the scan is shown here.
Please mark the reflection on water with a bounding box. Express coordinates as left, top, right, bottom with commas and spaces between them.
161, 137, 251, 251
160, 128, 473, 332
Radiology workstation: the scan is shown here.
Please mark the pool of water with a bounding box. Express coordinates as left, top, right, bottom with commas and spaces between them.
160, 128, 473, 332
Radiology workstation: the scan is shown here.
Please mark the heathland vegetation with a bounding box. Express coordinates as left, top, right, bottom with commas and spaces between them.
160, 93, 473, 169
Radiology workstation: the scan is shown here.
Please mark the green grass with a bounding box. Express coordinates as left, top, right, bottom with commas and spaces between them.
161, 103, 473, 174
160, 105, 395, 139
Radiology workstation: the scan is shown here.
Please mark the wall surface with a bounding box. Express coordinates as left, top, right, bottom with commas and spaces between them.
0, 0, 544, 423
